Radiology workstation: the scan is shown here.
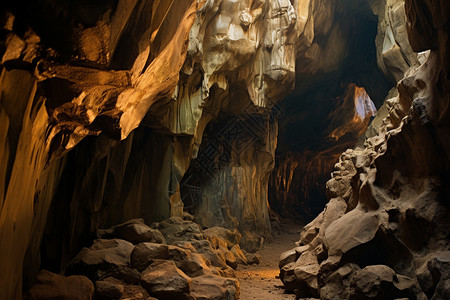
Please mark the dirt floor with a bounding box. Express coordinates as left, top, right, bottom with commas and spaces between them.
236, 222, 302, 300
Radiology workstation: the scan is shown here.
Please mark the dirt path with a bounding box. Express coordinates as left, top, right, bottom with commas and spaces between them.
236, 222, 301, 300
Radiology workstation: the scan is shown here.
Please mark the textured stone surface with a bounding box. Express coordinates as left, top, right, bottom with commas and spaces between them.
98, 218, 165, 244
140, 260, 191, 300
130, 242, 169, 272
279, 0, 450, 298
95, 280, 124, 300
66, 239, 134, 281
27, 270, 94, 300
190, 275, 240, 300
0, 1, 449, 299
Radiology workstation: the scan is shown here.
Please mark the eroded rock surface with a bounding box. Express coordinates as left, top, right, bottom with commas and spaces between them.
0, 1, 297, 297
27, 270, 94, 300
279, 0, 450, 299
0, 0, 449, 299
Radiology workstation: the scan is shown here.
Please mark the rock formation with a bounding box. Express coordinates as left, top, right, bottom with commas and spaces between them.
31, 217, 247, 299
279, 0, 450, 299
269, 0, 394, 222
0, 0, 297, 298
0, 0, 448, 299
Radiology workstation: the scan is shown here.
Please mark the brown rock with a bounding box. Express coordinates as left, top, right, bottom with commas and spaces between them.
239, 231, 262, 253
141, 261, 191, 300
130, 242, 169, 272
67, 239, 134, 280
279, 248, 298, 269
95, 280, 124, 299
190, 275, 240, 300
230, 245, 248, 265
203, 226, 242, 249
182, 211, 195, 221
98, 219, 165, 244
168, 245, 192, 261
218, 245, 238, 269
28, 270, 94, 300
293, 251, 320, 298
190, 240, 227, 268
244, 253, 261, 265
158, 217, 205, 244
177, 253, 212, 277
350, 265, 413, 299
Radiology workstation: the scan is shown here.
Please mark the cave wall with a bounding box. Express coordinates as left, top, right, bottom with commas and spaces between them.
1, 0, 447, 298
0, 0, 299, 298
279, 0, 450, 298
0, 0, 203, 297
269, 0, 429, 221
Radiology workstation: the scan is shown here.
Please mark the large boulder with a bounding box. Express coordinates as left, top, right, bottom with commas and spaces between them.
239, 231, 263, 253
157, 217, 205, 244
190, 240, 228, 268
27, 270, 94, 300
66, 239, 134, 280
190, 275, 240, 300
230, 245, 248, 265
98, 219, 165, 244
350, 265, 415, 299
95, 279, 124, 300
141, 260, 191, 300
177, 253, 212, 278
203, 227, 242, 249
130, 243, 169, 272
416, 252, 450, 299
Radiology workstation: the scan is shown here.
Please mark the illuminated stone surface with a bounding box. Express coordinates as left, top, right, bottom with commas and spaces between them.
0, 0, 448, 299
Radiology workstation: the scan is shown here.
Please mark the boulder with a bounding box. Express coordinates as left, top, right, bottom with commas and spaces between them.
219, 245, 238, 269
190, 275, 240, 300
120, 284, 151, 300
130, 242, 169, 272
350, 265, 414, 299
203, 227, 242, 249
190, 240, 227, 268
177, 253, 212, 277
141, 261, 191, 300
280, 262, 298, 291
172, 241, 198, 253
95, 280, 124, 300
244, 252, 261, 265
27, 270, 94, 300
67, 239, 134, 280
279, 248, 298, 269
183, 211, 195, 221
157, 217, 205, 244
168, 245, 192, 262
97, 219, 165, 244
324, 209, 385, 255
417, 251, 450, 299
239, 231, 263, 253
230, 245, 248, 265
293, 251, 320, 298
103, 266, 141, 284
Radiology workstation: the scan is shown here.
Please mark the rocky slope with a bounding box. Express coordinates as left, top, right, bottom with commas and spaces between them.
29, 216, 258, 300
279, 0, 450, 298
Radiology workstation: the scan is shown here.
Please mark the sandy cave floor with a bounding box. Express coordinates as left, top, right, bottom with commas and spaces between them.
236, 222, 301, 300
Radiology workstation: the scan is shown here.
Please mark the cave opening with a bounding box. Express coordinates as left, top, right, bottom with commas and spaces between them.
268, 0, 394, 224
